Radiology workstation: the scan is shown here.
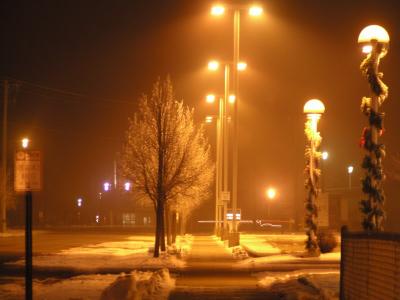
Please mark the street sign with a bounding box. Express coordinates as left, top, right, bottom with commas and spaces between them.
221, 191, 230, 202
227, 208, 241, 220
14, 150, 42, 192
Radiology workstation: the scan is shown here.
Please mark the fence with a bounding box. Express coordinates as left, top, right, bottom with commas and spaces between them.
340, 226, 400, 300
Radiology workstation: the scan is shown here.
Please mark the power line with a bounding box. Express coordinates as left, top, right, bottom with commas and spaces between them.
3, 77, 135, 106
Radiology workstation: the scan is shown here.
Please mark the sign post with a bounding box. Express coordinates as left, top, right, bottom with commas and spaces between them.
14, 148, 41, 300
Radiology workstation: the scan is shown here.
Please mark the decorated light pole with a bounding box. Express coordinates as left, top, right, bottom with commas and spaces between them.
358, 25, 389, 232
303, 99, 325, 256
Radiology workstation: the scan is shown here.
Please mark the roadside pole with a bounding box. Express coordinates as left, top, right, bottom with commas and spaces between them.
25, 190, 32, 300
15, 140, 42, 300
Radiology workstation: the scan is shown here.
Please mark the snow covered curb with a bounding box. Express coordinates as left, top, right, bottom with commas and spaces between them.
236, 252, 340, 271
257, 270, 339, 299
241, 243, 281, 257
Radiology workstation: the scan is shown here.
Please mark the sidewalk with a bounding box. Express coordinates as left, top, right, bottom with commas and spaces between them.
184, 236, 235, 269
170, 236, 267, 300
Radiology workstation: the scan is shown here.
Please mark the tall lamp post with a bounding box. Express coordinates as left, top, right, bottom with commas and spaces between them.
21, 137, 33, 300
204, 93, 225, 236
207, 60, 244, 239
211, 3, 262, 246
303, 99, 325, 256
358, 25, 389, 232
347, 165, 354, 190
265, 187, 276, 219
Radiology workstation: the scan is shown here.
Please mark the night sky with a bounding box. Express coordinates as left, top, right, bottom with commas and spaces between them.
1, 0, 400, 230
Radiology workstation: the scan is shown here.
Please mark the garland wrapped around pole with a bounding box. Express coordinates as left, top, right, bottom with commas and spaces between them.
359, 32, 389, 232
303, 99, 325, 256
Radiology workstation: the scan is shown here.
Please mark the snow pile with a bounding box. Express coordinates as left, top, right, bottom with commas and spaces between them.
167, 234, 193, 259
231, 246, 249, 260
100, 268, 175, 300
258, 270, 339, 300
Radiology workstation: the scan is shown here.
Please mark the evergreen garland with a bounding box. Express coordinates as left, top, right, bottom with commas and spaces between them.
304, 119, 322, 255
359, 43, 388, 232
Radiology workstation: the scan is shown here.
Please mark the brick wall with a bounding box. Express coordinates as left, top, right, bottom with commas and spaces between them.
340, 226, 400, 300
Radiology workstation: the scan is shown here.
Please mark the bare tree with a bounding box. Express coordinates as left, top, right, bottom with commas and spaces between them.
121, 77, 213, 257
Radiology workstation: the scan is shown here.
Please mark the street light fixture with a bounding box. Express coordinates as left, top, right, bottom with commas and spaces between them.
358, 25, 389, 231
237, 62, 247, 71
206, 94, 216, 103
358, 25, 389, 55
22, 138, 30, 149
249, 5, 263, 17
265, 187, 276, 219
348, 165, 354, 174
208, 60, 220, 71
322, 151, 329, 160
211, 4, 225, 16
210, 3, 262, 246
348, 165, 354, 190
103, 182, 111, 192
124, 182, 131, 191
228, 95, 236, 104
303, 98, 325, 256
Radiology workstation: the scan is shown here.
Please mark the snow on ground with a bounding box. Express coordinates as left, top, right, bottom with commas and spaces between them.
0, 269, 175, 300
238, 252, 340, 269
257, 269, 339, 300
0, 229, 25, 238
167, 234, 193, 259
0, 274, 118, 300
7, 235, 189, 271
240, 234, 282, 256
101, 268, 174, 300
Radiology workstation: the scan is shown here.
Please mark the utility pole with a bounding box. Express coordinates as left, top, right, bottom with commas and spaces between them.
231, 9, 240, 244
1, 79, 8, 233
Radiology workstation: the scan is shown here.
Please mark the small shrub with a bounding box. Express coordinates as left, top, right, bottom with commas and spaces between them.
317, 230, 338, 253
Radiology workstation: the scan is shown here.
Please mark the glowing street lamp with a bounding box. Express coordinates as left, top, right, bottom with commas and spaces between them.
228, 95, 236, 104
206, 94, 216, 103
208, 60, 220, 71
237, 62, 247, 71
124, 182, 131, 191
249, 5, 263, 17
348, 165, 354, 174
22, 138, 30, 149
76, 197, 83, 207
322, 151, 329, 160
348, 165, 354, 190
304, 99, 325, 132
103, 182, 111, 192
265, 187, 276, 219
358, 25, 389, 231
266, 187, 276, 200
211, 5, 225, 16
358, 25, 389, 55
